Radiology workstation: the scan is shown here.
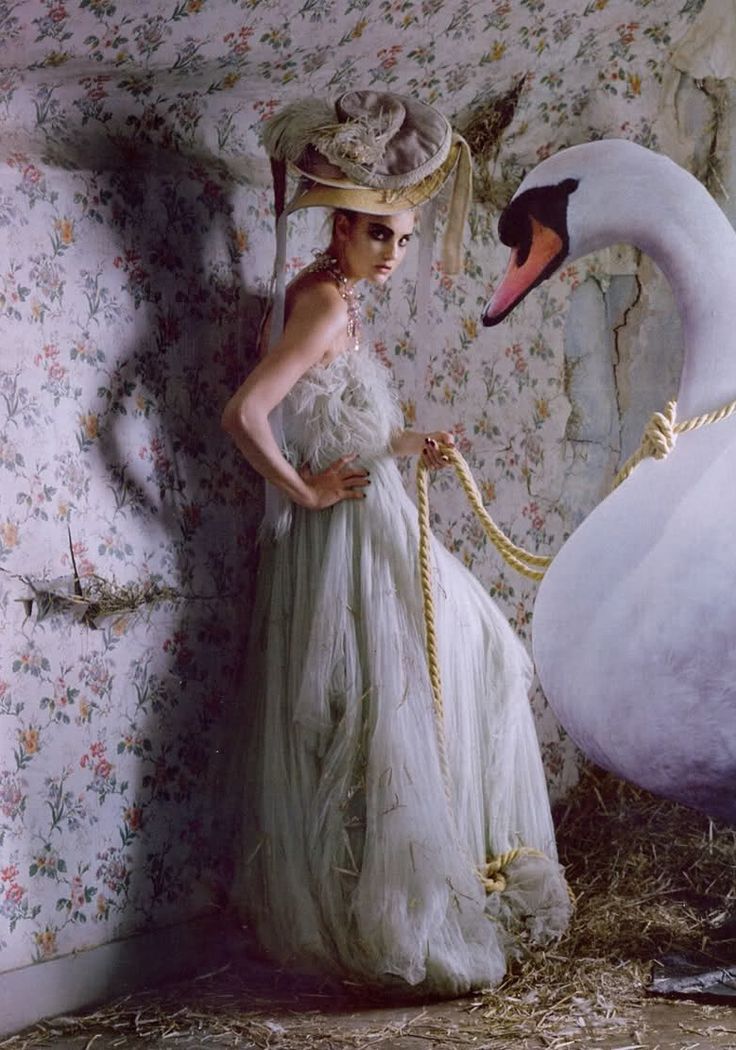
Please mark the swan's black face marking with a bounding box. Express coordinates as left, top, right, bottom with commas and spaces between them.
499, 177, 579, 265
482, 176, 579, 327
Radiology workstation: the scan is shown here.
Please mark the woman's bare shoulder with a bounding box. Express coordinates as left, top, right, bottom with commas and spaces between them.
259, 270, 346, 357
286, 268, 346, 319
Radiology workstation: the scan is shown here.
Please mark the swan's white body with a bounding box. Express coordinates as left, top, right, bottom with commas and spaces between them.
486, 141, 736, 823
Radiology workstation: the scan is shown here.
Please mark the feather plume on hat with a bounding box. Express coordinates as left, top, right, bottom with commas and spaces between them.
261, 99, 336, 164
312, 119, 391, 169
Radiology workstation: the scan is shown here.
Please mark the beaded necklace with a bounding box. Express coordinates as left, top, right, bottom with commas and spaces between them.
306, 251, 361, 350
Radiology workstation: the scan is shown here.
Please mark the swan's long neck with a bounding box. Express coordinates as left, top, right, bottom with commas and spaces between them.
575, 158, 736, 419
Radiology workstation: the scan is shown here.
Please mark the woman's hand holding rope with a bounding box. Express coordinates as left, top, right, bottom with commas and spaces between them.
421, 431, 455, 470
298, 431, 452, 512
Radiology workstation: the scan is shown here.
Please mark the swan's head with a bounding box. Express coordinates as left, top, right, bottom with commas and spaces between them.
482, 139, 677, 327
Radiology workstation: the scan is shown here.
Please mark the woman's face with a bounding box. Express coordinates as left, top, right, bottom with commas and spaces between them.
337, 211, 415, 284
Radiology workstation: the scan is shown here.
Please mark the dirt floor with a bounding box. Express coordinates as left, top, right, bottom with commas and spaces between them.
5, 969, 736, 1050
4, 768, 736, 1050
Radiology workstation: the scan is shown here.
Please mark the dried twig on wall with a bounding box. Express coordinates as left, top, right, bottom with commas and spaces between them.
460, 75, 528, 208
2, 528, 223, 629
4, 569, 191, 629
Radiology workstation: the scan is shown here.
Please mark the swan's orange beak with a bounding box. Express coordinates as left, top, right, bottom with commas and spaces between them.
482, 216, 564, 326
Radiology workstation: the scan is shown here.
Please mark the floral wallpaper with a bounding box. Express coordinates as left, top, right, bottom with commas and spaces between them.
0, 0, 709, 977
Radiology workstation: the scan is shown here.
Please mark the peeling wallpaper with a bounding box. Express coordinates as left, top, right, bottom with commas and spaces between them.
0, 0, 718, 975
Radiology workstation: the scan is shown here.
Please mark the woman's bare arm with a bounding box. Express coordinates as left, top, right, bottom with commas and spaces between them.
222, 282, 370, 510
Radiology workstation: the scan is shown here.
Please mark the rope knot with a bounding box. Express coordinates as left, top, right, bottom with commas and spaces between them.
479, 847, 526, 894
480, 855, 507, 893
643, 399, 677, 461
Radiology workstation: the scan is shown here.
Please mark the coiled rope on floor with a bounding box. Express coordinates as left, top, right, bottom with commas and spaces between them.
480, 846, 548, 893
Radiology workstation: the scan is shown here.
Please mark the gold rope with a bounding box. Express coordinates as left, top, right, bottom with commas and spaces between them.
480, 847, 547, 893
417, 394, 736, 602
416, 443, 550, 750
416, 450, 453, 804
612, 395, 736, 489
416, 449, 558, 894
417, 446, 552, 583
417, 395, 736, 710
415, 391, 736, 897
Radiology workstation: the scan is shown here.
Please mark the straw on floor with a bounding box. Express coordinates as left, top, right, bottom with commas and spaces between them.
3, 765, 735, 1049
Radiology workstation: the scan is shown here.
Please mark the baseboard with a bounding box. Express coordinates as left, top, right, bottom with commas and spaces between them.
0, 912, 231, 1038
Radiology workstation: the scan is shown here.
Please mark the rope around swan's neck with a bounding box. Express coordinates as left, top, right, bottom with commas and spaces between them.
417, 393, 736, 715
611, 395, 736, 489
418, 394, 736, 595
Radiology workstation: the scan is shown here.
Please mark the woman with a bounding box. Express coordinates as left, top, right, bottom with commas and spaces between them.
223, 91, 571, 996
223, 209, 452, 510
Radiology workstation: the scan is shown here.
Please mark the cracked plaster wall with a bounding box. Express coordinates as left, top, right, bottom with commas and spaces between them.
561, 62, 733, 520
562, 266, 684, 522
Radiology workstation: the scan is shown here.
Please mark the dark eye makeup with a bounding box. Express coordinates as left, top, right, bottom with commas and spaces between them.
367, 222, 413, 246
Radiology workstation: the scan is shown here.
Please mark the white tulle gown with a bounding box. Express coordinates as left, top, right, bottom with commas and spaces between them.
234, 341, 571, 996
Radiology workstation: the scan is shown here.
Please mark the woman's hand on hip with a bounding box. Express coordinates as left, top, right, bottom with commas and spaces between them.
298, 454, 370, 509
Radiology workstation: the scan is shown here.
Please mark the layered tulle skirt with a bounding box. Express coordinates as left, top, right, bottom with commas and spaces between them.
233, 452, 571, 995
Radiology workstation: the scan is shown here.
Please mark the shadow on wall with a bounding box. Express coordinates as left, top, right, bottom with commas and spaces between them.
89, 138, 267, 921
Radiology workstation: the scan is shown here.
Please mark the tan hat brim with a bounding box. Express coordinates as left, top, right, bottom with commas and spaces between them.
286, 139, 464, 215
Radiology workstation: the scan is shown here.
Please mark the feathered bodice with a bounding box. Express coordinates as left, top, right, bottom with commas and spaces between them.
282, 346, 404, 470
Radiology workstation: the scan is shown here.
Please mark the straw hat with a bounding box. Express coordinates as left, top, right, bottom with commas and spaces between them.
262, 90, 472, 272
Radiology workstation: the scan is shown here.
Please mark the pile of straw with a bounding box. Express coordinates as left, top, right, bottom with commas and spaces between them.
480, 765, 736, 1045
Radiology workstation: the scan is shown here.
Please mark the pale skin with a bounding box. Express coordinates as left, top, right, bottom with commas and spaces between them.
221, 209, 454, 511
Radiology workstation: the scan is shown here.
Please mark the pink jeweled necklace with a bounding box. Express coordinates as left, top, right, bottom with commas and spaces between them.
307, 251, 361, 350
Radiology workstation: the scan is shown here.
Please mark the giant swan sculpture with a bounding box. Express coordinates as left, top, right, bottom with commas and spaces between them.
482, 139, 736, 826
